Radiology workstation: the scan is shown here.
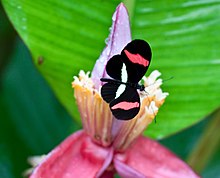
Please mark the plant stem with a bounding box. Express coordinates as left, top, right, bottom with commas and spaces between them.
187, 109, 220, 173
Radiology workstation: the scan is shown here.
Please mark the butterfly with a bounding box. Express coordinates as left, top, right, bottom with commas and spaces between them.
100, 39, 152, 120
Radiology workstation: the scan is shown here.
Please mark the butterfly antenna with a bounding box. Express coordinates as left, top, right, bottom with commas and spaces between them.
146, 76, 174, 88
163, 76, 174, 82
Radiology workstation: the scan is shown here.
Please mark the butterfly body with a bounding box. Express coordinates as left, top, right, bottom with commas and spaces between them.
100, 78, 145, 91
100, 39, 152, 120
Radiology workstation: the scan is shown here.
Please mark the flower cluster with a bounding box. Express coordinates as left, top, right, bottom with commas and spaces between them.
72, 69, 168, 152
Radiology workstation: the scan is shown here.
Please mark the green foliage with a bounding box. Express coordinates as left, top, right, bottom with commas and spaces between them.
1, 0, 220, 138
0, 38, 80, 178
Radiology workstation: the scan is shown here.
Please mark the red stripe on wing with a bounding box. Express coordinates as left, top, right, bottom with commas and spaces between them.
124, 49, 149, 67
111, 101, 139, 110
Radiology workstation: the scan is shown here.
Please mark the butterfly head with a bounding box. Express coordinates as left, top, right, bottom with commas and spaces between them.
137, 84, 145, 92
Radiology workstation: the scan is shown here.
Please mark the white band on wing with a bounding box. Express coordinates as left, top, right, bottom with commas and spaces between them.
115, 84, 126, 99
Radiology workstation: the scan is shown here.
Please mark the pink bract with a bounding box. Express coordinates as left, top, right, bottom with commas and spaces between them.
91, 3, 131, 89
30, 130, 199, 178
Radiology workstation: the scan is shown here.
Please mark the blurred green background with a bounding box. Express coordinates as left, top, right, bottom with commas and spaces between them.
1, 1, 220, 178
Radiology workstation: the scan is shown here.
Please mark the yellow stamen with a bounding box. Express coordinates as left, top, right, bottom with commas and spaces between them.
72, 70, 168, 151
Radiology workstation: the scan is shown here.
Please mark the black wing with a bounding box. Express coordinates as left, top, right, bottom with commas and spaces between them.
105, 55, 124, 81
101, 82, 120, 103
105, 39, 151, 83
109, 86, 140, 120
121, 39, 152, 83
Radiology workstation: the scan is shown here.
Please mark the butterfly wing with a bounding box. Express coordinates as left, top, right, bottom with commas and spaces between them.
101, 56, 128, 105
121, 39, 152, 83
101, 82, 120, 103
109, 86, 140, 120
105, 55, 128, 83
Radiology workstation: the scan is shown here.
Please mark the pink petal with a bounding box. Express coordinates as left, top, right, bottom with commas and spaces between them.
96, 145, 114, 177
114, 136, 200, 178
30, 130, 113, 178
114, 159, 146, 178
91, 3, 131, 89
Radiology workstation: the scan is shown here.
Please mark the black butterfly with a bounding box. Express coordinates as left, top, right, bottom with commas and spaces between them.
100, 39, 152, 120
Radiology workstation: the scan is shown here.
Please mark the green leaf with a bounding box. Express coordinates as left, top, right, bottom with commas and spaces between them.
0, 3, 16, 74
202, 147, 220, 178
2, 0, 220, 138
160, 113, 220, 178
2, 0, 120, 124
0, 38, 80, 177
133, 1, 220, 138
0, 146, 13, 178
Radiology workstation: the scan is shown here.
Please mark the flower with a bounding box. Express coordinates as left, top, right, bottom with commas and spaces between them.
29, 3, 200, 178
